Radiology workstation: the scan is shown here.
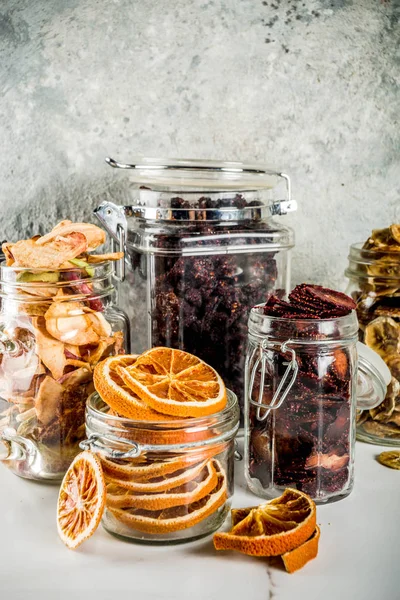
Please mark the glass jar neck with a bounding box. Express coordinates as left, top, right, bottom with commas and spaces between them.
248, 305, 359, 345
0, 261, 115, 304
345, 243, 400, 284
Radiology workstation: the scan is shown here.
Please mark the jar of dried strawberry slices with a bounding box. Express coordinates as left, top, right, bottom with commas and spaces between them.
0, 261, 128, 482
81, 389, 239, 544
244, 305, 390, 504
95, 157, 296, 424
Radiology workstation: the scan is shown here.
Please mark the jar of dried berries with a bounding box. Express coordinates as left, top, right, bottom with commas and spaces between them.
95, 157, 297, 424
0, 260, 128, 481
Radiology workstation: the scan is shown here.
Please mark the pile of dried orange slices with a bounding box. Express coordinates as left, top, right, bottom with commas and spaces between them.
57, 347, 229, 548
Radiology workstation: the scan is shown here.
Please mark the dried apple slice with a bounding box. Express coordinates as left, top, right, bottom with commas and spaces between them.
44, 302, 100, 345
8, 233, 88, 270
35, 376, 64, 425
32, 318, 66, 379
36, 221, 105, 252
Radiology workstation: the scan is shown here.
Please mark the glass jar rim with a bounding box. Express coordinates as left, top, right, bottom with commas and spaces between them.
87, 389, 239, 431
248, 304, 359, 343
106, 156, 287, 191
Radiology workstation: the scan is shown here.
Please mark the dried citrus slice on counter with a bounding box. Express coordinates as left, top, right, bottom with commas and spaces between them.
116, 347, 227, 417
213, 488, 316, 556
106, 459, 219, 510
57, 451, 105, 549
105, 458, 210, 493
109, 463, 227, 533
281, 525, 320, 573
93, 355, 178, 421
377, 450, 400, 469
100, 443, 227, 481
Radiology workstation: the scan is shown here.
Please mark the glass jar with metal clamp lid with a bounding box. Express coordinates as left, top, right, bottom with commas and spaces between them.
244, 306, 390, 504
94, 157, 297, 425
81, 388, 239, 544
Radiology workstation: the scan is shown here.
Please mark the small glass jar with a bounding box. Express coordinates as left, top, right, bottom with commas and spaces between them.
346, 243, 400, 445
244, 306, 388, 504
0, 261, 128, 482
95, 157, 296, 423
82, 390, 239, 544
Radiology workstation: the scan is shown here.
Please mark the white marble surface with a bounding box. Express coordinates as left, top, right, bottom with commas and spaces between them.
1, 441, 399, 600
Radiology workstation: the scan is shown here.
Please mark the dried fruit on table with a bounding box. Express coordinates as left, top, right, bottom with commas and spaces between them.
377, 450, 400, 470
364, 317, 400, 359
213, 488, 316, 557
57, 451, 106, 549
281, 525, 320, 573
116, 347, 227, 418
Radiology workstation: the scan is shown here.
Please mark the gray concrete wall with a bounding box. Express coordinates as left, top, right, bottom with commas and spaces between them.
0, 0, 399, 289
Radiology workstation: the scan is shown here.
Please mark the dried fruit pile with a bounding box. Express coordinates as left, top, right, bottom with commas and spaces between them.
249, 284, 356, 500
214, 489, 320, 573
352, 224, 400, 440
91, 348, 232, 538
0, 221, 124, 477
132, 194, 281, 420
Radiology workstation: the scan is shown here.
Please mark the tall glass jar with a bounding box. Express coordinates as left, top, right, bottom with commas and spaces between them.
0, 261, 128, 482
82, 389, 239, 544
95, 157, 296, 422
244, 306, 388, 504
346, 243, 400, 445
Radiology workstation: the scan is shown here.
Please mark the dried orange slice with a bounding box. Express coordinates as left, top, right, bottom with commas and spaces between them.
281, 525, 320, 573
213, 489, 316, 557
100, 444, 227, 482
93, 355, 177, 421
109, 462, 227, 533
106, 459, 219, 511
57, 451, 106, 549
117, 347, 227, 417
105, 459, 209, 493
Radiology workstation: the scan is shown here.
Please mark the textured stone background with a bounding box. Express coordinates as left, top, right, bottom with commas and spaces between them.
0, 0, 399, 289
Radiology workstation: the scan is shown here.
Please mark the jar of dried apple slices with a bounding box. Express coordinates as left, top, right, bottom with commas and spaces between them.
0, 261, 128, 481
95, 157, 296, 424
82, 390, 239, 544
346, 230, 400, 445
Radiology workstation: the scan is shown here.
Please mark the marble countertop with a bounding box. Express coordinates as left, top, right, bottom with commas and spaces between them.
1, 441, 399, 600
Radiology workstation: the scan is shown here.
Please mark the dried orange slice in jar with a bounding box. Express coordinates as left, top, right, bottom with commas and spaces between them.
106, 459, 219, 511
115, 347, 227, 417
93, 355, 176, 421
213, 489, 316, 557
109, 460, 227, 533
57, 451, 106, 549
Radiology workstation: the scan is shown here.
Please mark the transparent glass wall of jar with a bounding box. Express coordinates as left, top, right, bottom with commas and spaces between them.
244, 307, 385, 504
83, 390, 239, 544
0, 261, 128, 482
346, 243, 400, 446
95, 158, 296, 422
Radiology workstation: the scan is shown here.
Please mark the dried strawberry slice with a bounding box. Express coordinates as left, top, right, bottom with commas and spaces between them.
304, 285, 356, 312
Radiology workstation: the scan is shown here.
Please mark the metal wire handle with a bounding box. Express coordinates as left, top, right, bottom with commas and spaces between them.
79, 423, 239, 459
248, 339, 299, 422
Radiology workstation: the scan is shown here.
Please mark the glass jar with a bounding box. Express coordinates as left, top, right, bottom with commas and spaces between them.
244, 306, 388, 504
95, 157, 296, 422
0, 261, 128, 482
346, 243, 400, 445
82, 389, 239, 544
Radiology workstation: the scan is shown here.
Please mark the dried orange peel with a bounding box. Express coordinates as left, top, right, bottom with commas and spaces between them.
214, 489, 319, 572
282, 525, 320, 573
57, 451, 106, 550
